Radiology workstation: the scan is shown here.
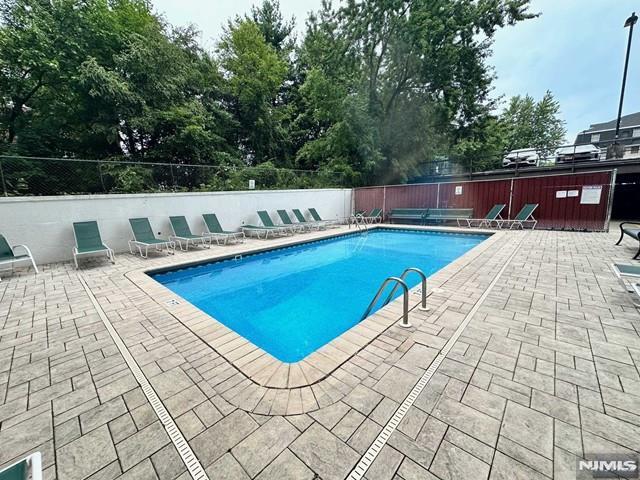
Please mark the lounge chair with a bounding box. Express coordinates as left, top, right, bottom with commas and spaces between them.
277, 210, 308, 232
169, 216, 210, 251
615, 222, 640, 259
0, 234, 38, 281
257, 210, 296, 235
0, 452, 42, 480
241, 222, 291, 239
363, 208, 383, 224
499, 203, 538, 229
308, 208, 340, 228
128, 218, 175, 258
632, 283, 640, 307
72, 221, 115, 269
613, 263, 640, 280
292, 209, 325, 230
458, 204, 506, 228
612, 264, 640, 307
202, 214, 245, 245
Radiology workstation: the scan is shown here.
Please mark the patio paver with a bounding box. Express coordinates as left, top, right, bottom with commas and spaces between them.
0, 224, 639, 479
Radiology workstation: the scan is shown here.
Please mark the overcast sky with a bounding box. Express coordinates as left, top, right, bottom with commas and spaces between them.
152, 0, 640, 142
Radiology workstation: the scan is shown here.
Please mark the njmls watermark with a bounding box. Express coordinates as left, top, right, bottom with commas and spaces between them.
577, 455, 639, 478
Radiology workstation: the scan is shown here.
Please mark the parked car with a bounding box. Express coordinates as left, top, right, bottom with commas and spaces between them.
555, 144, 601, 164
502, 148, 540, 168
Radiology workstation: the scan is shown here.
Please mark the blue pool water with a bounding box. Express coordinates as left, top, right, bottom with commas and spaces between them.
152, 229, 487, 362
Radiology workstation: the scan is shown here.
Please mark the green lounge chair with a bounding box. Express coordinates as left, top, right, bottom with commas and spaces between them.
277, 210, 307, 232
0, 452, 42, 480
308, 208, 340, 228
499, 203, 538, 230
612, 264, 640, 307
169, 216, 210, 251
363, 208, 383, 224
613, 263, 640, 279
459, 204, 506, 228
128, 218, 175, 258
0, 234, 38, 281
292, 209, 325, 230
72, 221, 115, 269
202, 214, 244, 245
257, 210, 296, 235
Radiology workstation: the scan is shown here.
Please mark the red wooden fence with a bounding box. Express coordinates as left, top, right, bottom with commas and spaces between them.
354, 170, 615, 231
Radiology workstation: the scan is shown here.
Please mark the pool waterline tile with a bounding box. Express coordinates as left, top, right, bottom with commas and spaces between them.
125, 225, 502, 390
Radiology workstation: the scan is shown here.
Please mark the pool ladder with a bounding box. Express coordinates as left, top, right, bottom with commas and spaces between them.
361, 268, 429, 328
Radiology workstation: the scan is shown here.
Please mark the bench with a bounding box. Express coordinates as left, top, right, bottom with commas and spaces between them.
388, 208, 473, 225
423, 208, 473, 224
616, 222, 640, 259
388, 208, 429, 224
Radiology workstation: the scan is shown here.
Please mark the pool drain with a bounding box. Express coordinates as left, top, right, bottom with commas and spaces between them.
79, 276, 209, 480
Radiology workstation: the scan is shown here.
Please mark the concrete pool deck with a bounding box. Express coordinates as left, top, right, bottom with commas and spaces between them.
1, 224, 639, 480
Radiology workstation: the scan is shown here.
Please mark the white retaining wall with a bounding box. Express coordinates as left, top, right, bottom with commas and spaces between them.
0, 188, 352, 265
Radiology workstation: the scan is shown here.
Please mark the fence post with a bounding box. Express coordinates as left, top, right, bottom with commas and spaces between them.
0, 159, 7, 197
98, 161, 106, 193
170, 163, 176, 191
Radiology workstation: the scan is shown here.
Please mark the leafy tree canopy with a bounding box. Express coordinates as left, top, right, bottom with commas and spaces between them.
501, 90, 567, 157
0, 0, 563, 193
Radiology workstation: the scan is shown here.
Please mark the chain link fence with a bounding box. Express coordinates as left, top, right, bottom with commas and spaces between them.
2, 139, 638, 196
0, 156, 349, 196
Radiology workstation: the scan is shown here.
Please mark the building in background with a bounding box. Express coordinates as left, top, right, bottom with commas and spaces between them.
575, 112, 640, 160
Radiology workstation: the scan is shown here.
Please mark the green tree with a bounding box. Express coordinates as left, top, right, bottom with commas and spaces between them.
218, 19, 288, 165
250, 0, 296, 53
501, 90, 566, 157
293, 0, 535, 184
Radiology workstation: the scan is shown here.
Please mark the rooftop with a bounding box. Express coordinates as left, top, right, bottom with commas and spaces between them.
581, 111, 640, 133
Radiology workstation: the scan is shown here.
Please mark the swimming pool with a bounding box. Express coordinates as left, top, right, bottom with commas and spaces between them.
152, 228, 487, 362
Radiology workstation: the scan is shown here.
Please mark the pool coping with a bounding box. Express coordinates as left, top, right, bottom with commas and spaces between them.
125, 224, 505, 389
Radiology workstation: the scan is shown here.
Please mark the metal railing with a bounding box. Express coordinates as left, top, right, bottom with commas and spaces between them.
361, 267, 429, 328
411, 138, 640, 181
384, 268, 429, 312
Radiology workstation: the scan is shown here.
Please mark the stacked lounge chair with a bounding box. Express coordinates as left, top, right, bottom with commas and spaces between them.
242, 211, 290, 239
257, 210, 300, 234
292, 209, 325, 230
277, 210, 311, 232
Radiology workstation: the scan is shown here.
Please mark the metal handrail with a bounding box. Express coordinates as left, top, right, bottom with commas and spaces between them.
361, 276, 411, 328
384, 267, 429, 312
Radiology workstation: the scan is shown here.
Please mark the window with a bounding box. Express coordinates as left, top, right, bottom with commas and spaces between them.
591, 133, 600, 143
633, 128, 640, 138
